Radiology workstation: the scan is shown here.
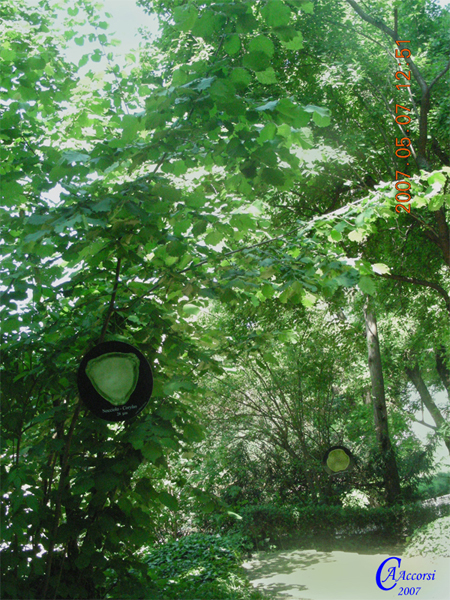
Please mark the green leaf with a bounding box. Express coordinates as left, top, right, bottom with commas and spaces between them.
182, 304, 201, 316
372, 263, 390, 275
183, 422, 204, 442
173, 5, 198, 32
74, 36, 84, 46
159, 491, 178, 511
259, 123, 277, 142
427, 172, 446, 186
301, 291, 317, 307
329, 229, 342, 242
78, 54, 89, 67
428, 195, 444, 211
230, 67, 252, 88
205, 230, 223, 246
262, 168, 285, 187
255, 100, 278, 112
72, 477, 95, 494
248, 35, 275, 57
348, 229, 365, 242
62, 150, 90, 164
142, 441, 163, 463
224, 34, 241, 55
195, 76, 215, 90
358, 276, 376, 295
256, 68, 278, 84
313, 111, 331, 127
243, 51, 271, 72
261, 283, 275, 298
262, 1, 291, 27
300, 1, 314, 13
282, 33, 303, 50
237, 12, 258, 33
227, 511, 243, 520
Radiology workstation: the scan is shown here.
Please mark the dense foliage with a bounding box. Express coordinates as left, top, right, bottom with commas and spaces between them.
1, 0, 449, 598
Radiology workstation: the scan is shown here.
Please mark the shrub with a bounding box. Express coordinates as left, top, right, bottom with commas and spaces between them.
222, 502, 450, 549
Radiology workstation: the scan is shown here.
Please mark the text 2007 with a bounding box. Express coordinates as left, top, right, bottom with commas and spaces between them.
394, 41, 412, 214
398, 588, 421, 596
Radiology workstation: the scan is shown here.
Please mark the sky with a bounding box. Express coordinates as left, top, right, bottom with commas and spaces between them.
60, 0, 159, 72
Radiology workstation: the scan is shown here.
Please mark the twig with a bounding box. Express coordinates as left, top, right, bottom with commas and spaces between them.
99, 257, 122, 344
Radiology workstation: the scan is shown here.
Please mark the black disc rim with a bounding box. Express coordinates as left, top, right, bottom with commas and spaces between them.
77, 341, 153, 422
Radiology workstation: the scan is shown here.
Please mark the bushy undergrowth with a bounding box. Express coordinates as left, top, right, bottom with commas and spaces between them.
404, 516, 450, 558
217, 502, 450, 550
142, 533, 265, 600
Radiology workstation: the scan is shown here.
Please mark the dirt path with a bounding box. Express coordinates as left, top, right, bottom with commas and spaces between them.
243, 549, 450, 600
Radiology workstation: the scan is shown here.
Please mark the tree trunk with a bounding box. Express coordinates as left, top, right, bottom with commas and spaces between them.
405, 362, 450, 455
435, 346, 450, 397
363, 298, 402, 505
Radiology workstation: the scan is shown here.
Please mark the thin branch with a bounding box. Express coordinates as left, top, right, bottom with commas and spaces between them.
429, 57, 450, 92
377, 272, 450, 314
99, 257, 122, 344
42, 399, 82, 599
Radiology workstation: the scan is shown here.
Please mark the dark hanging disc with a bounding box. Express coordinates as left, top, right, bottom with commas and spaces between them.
77, 341, 153, 422
322, 445, 355, 476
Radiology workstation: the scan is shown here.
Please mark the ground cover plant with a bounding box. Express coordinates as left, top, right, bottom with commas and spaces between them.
404, 516, 450, 559
139, 533, 265, 600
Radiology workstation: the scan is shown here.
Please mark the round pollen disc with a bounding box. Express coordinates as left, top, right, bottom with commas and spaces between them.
322, 446, 355, 476
77, 341, 153, 421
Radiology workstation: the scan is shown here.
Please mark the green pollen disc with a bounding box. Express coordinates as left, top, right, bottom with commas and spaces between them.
86, 352, 140, 405
327, 449, 350, 472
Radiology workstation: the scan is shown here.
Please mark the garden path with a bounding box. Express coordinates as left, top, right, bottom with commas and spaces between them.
242, 549, 449, 600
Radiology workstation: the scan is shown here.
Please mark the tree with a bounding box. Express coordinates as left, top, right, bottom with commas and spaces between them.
363, 297, 401, 504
